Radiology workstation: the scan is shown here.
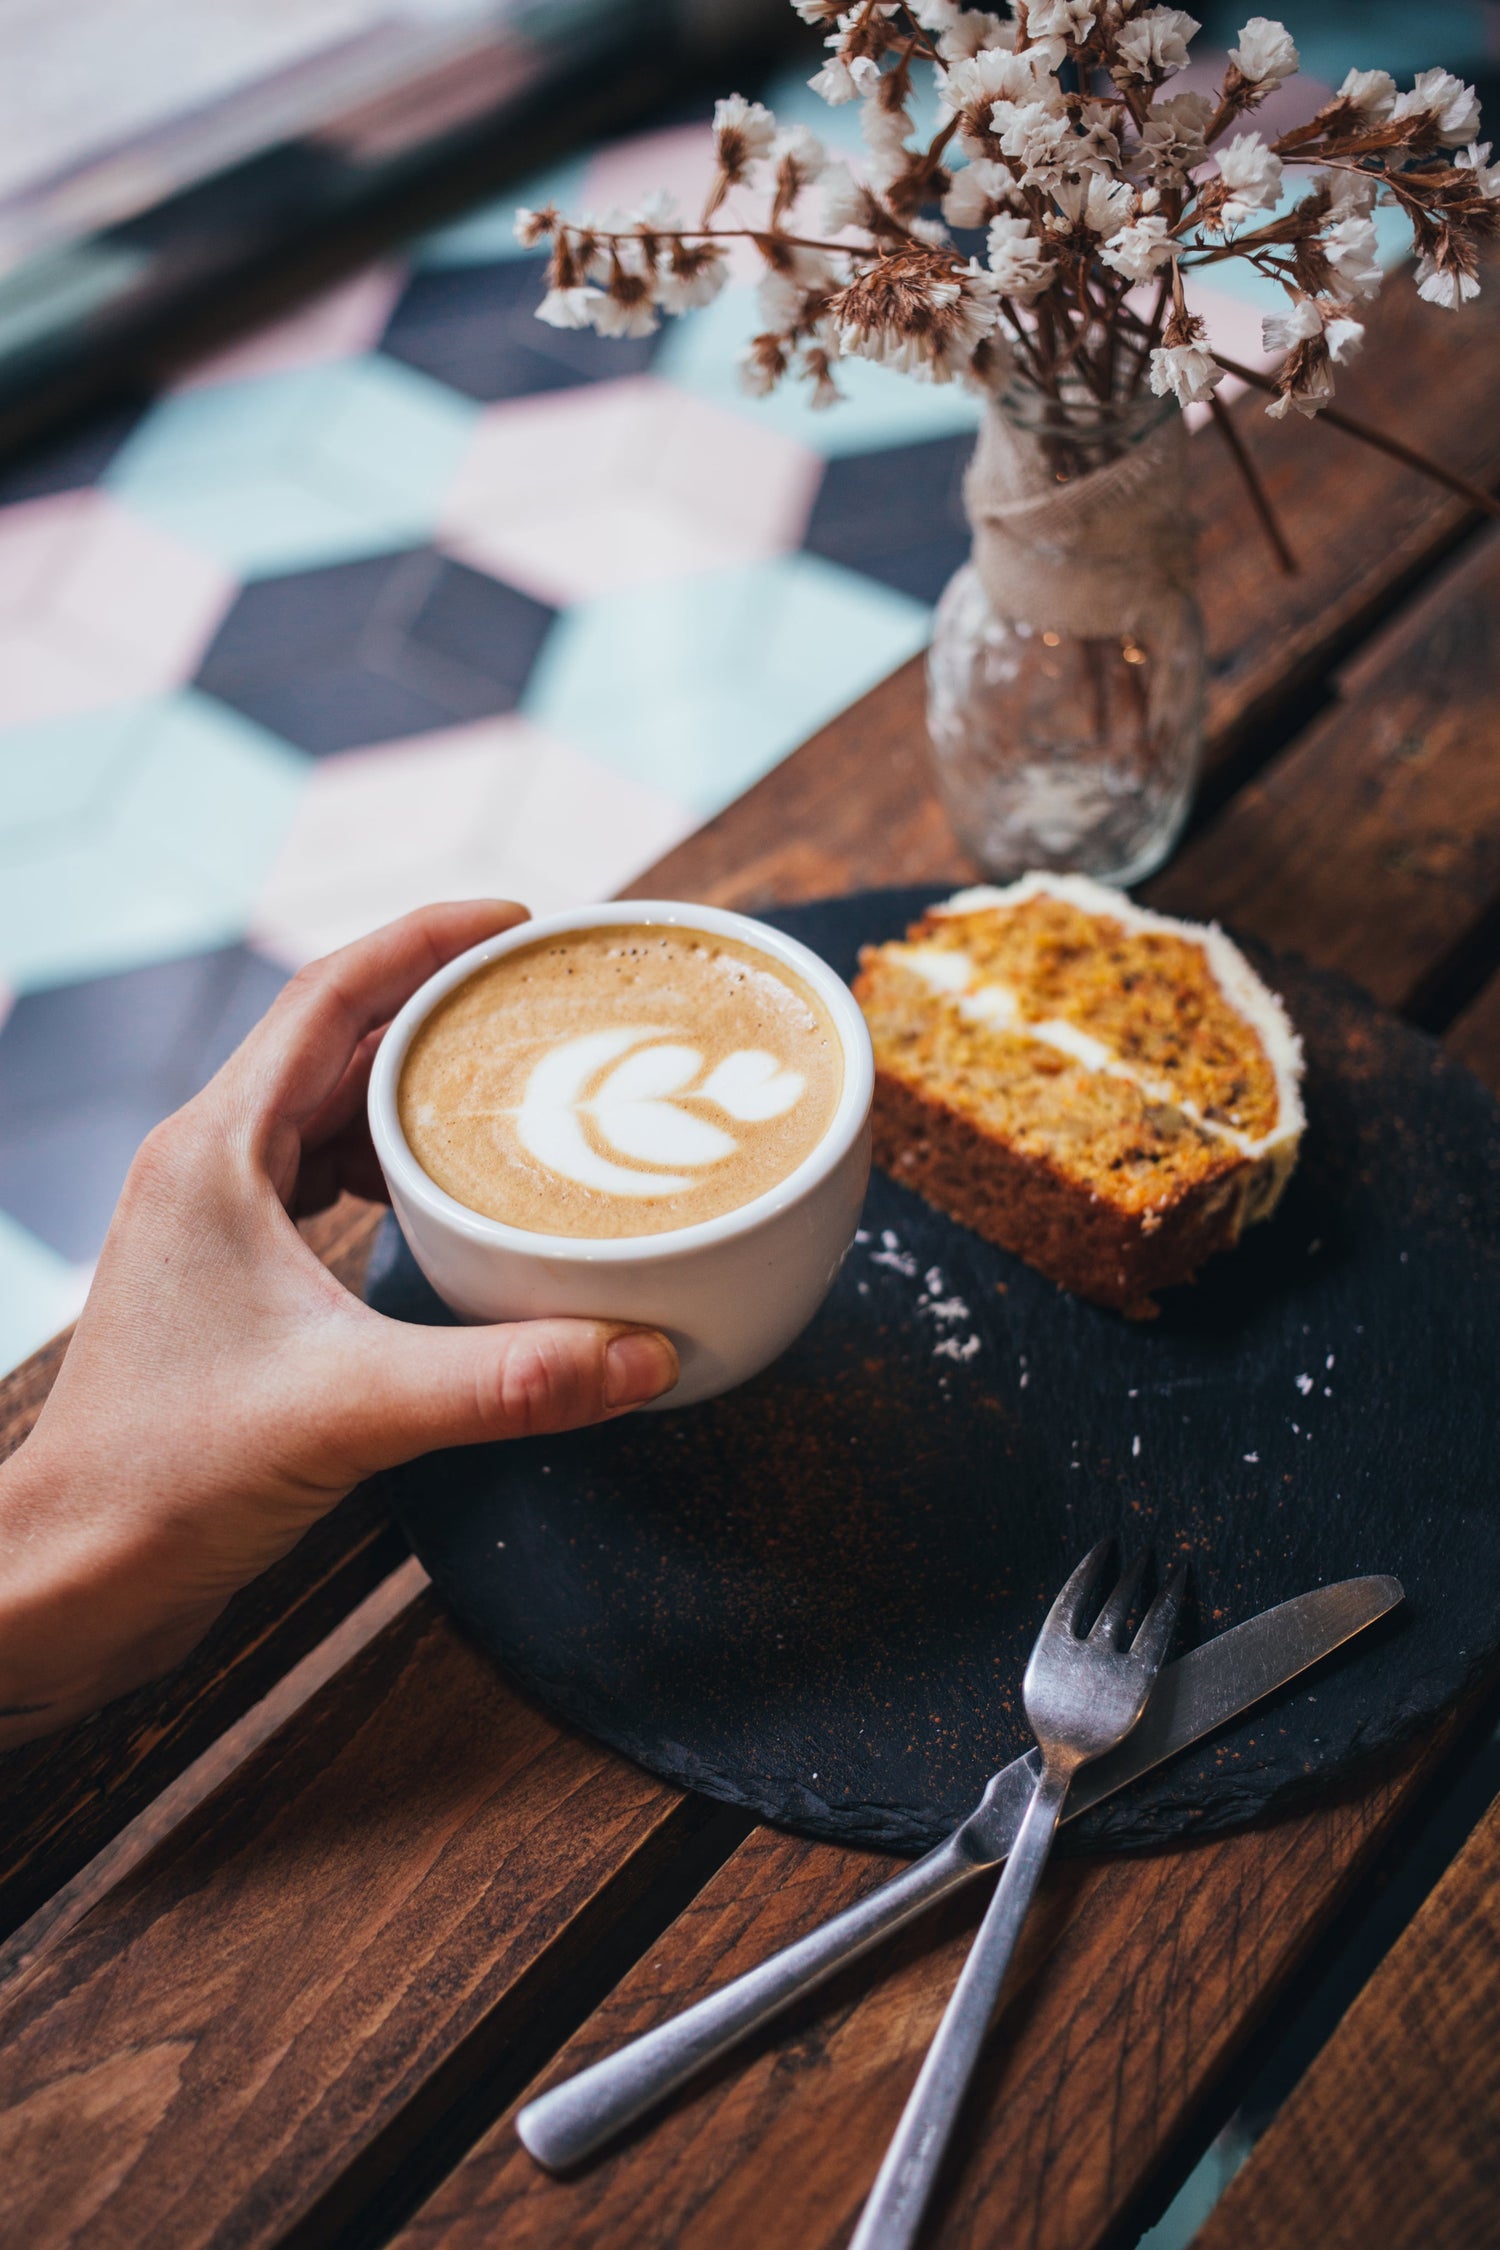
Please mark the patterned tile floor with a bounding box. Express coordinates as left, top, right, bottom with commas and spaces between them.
0, 40, 1423, 1373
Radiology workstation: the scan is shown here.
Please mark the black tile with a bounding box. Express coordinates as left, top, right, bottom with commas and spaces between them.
378, 259, 659, 402
802, 433, 974, 604
0, 945, 288, 1262
0, 397, 148, 505
195, 547, 557, 754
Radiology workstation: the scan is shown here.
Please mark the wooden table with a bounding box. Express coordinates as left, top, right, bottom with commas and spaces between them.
3, 273, 1499, 2250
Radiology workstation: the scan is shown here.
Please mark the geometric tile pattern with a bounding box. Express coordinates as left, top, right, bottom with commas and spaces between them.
0, 491, 235, 726
0, 943, 288, 1260
195, 547, 557, 754
105, 354, 477, 578
0, 49, 1324, 1364
0, 692, 306, 994
380, 258, 660, 404
523, 553, 930, 819
250, 718, 693, 969
441, 378, 821, 606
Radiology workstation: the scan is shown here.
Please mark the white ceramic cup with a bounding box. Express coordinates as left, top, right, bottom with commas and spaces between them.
367, 901, 874, 1407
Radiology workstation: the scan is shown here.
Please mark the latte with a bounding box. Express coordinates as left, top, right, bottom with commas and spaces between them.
397, 924, 845, 1238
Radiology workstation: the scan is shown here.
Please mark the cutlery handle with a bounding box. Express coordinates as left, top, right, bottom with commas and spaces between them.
516, 1835, 977, 2171
849, 1765, 1071, 2250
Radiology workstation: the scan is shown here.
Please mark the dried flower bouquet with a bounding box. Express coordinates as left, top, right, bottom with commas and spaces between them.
516, 4, 1497, 883
518, 3, 1494, 444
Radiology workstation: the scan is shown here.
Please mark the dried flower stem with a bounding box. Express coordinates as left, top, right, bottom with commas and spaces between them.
1214, 354, 1500, 519
1207, 392, 1299, 573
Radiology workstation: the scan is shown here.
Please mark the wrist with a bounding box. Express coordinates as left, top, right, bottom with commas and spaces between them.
0, 1439, 210, 1746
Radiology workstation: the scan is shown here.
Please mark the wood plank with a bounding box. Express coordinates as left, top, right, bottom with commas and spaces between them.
0, 1591, 715, 2250
389, 529, 1500, 2245
390, 1739, 1456, 2250
1191, 1790, 1500, 2250
0, 1196, 395, 1944
1148, 528, 1500, 1015
631, 274, 1500, 916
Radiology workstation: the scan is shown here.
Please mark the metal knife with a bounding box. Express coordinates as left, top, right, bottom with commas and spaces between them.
518, 1573, 1403, 2172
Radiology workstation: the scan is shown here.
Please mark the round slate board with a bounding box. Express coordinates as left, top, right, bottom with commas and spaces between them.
368, 889, 1500, 1856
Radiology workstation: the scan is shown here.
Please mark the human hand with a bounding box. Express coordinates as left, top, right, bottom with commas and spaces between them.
0, 902, 678, 1745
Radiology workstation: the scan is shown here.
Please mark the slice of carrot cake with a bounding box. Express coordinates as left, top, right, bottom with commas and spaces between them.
853, 874, 1305, 1317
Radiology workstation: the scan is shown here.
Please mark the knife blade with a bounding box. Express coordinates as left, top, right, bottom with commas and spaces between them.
518, 1573, 1403, 2172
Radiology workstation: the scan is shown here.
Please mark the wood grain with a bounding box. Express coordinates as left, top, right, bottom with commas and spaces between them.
1191, 1790, 1500, 2250
391, 1740, 1458, 2250
0, 1593, 701, 2250
0, 1197, 393, 1943
1148, 528, 1500, 1016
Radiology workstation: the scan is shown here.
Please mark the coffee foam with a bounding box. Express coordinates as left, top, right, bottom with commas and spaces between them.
398, 926, 844, 1238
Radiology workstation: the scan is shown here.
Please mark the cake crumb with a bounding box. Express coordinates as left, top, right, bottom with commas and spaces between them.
934, 1334, 981, 1363
1296, 1373, 1314, 1396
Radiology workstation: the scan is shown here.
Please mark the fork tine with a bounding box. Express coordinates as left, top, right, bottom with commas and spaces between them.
1045, 1539, 1113, 1639
1130, 1566, 1187, 1674
1088, 1553, 1148, 1646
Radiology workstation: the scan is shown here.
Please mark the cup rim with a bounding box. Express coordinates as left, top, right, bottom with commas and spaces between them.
367, 900, 875, 1264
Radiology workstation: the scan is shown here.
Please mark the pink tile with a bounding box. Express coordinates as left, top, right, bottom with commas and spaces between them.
440, 376, 822, 606
249, 717, 551, 966
175, 264, 407, 392
0, 491, 236, 726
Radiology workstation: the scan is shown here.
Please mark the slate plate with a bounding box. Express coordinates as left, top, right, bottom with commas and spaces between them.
368, 888, 1500, 1855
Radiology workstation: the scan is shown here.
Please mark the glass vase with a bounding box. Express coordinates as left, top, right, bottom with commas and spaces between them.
927, 381, 1206, 888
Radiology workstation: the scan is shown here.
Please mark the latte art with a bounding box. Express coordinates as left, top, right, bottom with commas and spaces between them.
517, 1029, 807, 1197
398, 927, 843, 1238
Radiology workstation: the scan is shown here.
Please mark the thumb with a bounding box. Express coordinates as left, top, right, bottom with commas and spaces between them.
338, 1315, 679, 1473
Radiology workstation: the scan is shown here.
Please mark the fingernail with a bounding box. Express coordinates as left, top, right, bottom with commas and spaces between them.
604, 1331, 678, 1409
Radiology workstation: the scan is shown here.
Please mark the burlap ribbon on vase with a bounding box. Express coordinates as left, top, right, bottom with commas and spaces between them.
964, 400, 1195, 641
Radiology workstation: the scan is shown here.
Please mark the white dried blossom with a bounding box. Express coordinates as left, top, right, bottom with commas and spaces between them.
1391, 68, 1482, 148
1457, 140, 1500, 198
1099, 212, 1175, 281
1261, 296, 1321, 353
1322, 214, 1383, 302
1024, 0, 1096, 36
821, 162, 872, 230
773, 123, 829, 185
993, 99, 1073, 182
655, 242, 731, 312
591, 291, 659, 340
1228, 17, 1299, 91
536, 284, 603, 329
1150, 340, 1221, 404
1071, 108, 1123, 173
1115, 8, 1200, 84
1314, 166, 1378, 218
943, 42, 1064, 114
985, 212, 1056, 298
938, 12, 1013, 62
1140, 91, 1212, 182
1338, 67, 1396, 117
809, 56, 859, 103
1415, 255, 1482, 308
1051, 172, 1134, 238
837, 255, 1003, 381
514, 206, 554, 248
1215, 132, 1283, 226
862, 92, 916, 166
942, 157, 1016, 227
909, 0, 961, 25
713, 94, 777, 179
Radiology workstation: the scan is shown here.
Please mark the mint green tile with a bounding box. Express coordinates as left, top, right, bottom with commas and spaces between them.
524, 554, 929, 816
106, 357, 477, 577
0, 694, 308, 993
0, 707, 142, 849
0, 1209, 88, 1375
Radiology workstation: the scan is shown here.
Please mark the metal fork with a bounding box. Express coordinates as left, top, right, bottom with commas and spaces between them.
849, 1543, 1184, 2250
